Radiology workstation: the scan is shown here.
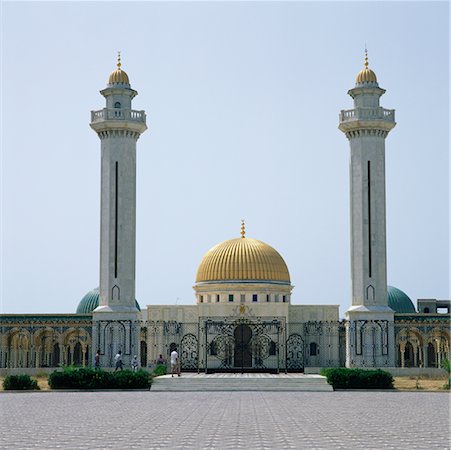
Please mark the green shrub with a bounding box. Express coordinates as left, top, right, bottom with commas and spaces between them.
441, 358, 451, 390
320, 367, 394, 389
48, 367, 152, 390
153, 364, 167, 377
110, 370, 152, 389
3, 374, 39, 390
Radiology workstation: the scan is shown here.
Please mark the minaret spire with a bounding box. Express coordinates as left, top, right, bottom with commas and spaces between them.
117, 51, 121, 69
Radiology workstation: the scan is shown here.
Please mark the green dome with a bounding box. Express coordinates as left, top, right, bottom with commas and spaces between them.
387, 286, 415, 313
76, 288, 141, 313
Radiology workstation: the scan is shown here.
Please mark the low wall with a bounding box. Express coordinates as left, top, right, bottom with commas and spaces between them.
0, 368, 56, 377
382, 367, 447, 378
0, 367, 155, 377
1, 366, 448, 378
304, 366, 448, 377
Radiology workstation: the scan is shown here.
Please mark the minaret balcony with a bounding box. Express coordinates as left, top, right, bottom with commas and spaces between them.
91, 108, 146, 123
90, 108, 147, 134
340, 107, 395, 123
339, 107, 395, 133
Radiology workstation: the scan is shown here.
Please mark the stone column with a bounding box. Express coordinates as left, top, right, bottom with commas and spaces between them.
35, 347, 40, 368
399, 343, 405, 368
423, 343, 429, 368
435, 339, 441, 368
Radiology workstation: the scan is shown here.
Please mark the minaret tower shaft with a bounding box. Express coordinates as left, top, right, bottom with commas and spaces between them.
90, 54, 147, 367
339, 52, 396, 367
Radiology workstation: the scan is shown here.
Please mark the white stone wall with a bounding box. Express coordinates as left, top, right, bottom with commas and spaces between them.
92, 311, 141, 368
98, 133, 137, 310
349, 133, 388, 307
345, 308, 395, 367
289, 305, 339, 323
144, 302, 341, 368
194, 281, 292, 305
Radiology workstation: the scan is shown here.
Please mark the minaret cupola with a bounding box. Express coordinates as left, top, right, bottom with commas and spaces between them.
355, 49, 378, 86
108, 52, 130, 87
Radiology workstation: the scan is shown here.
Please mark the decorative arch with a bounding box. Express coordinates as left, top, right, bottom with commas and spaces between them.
7, 328, 32, 368
63, 328, 91, 367
397, 327, 424, 368
34, 327, 60, 367
426, 328, 449, 368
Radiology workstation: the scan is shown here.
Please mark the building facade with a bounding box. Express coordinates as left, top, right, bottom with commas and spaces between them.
0, 56, 449, 372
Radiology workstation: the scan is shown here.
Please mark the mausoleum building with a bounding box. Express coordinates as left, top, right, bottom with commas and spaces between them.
0, 55, 449, 373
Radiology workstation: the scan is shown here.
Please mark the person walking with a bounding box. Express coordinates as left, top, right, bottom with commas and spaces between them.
170, 349, 181, 377
114, 350, 123, 371
131, 355, 139, 372
94, 350, 101, 369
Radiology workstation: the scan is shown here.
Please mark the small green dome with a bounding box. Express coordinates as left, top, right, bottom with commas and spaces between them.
76, 288, 141, 313
387, 286, 415, 313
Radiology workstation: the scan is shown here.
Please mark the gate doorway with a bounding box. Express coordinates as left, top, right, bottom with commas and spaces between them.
204, 318, 283, 373
234, 324, 252, 369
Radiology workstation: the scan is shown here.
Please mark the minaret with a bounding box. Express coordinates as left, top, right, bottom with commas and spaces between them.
90, 54, 147, 367
339, 51, 396, 367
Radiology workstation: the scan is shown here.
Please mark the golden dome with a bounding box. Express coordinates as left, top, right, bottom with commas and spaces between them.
108, 52, 130, 85
355, 50, 377, 84
109, 68, 129, 85
195, 237, 291, 284
356, 67, 377, 84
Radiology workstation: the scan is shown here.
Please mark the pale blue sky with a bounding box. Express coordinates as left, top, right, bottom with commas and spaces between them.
1, 1, 449, 316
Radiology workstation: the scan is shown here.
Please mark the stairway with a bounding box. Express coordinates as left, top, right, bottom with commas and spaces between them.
151, 373, 333, 392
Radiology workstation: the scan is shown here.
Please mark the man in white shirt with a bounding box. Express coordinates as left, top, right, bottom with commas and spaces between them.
114, 350, 123, 371
170, 349, 180, 377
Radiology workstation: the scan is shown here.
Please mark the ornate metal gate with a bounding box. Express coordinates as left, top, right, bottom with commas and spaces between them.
286, 333, 304, 370
180, 333, 198, 370
204, 317, 283, 373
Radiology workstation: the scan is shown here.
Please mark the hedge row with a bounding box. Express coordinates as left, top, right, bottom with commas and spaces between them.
320, 368, 394, 389
3, 374, 40, 390
48, 367, 152, 390
153, 364, 167, 377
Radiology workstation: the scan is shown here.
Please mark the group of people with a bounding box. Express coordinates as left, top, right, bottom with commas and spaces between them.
94, 350, 139, 371
93, 349, 181, 376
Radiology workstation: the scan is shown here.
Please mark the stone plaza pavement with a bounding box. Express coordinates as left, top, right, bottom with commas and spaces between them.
0, 391, 449, 449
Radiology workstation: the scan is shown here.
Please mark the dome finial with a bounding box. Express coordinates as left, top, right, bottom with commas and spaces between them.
240, 219, 246, 238
108, 51, 130, 85
355, 46, 377, 84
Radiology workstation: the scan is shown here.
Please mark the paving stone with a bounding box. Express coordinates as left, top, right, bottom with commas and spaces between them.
0, 391, 449, 449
